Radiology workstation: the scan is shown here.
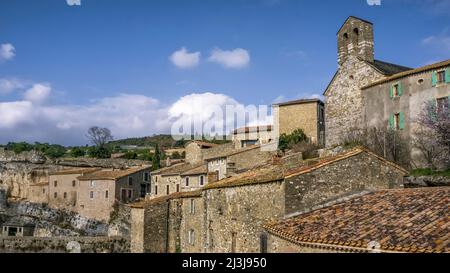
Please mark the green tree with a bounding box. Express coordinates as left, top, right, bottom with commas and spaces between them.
278, 128, 308, 152
70, 147, 86, 157
44, 145, 66, 158
152, 144, 161, 170
123, 151, 138, 159
88, 146, 111, 159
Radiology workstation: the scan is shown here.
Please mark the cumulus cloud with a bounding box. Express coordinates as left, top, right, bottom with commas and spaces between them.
66, 0, 81, 6
169, 47, 200, 69
0, 90, 270, 145
0, 43, 15, 62
23, 83, 52, 103
422, 30, 450, 52
208, 48, 250, 69
0, 78, 25, 95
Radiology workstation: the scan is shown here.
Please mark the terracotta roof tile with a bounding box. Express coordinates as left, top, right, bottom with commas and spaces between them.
181, 164, 208, 176
232, 125, 273, 135
264, 187, 450, 253
129, 190, 202, 208
77, 166, 151, 181
49, 167, 101, 175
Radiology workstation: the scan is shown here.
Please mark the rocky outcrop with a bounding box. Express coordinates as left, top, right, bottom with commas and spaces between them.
404, 176, 450, 188
0, 150, 46, 164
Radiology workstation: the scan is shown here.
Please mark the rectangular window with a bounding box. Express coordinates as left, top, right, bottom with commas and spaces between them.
105, 190, 109, 199
54, 192, 57, 198
144, 172, 149, 182
437, 97, 449, 114
185, 177, 189, 187
155, 186, 158, 195
176, 184, 180, 192
128, 177, 133, 186
199, 175, 204, 186
90, 181, 95, 187
166, 185, 169, 195
121, 189, 127, 201
128, 189, 132, 199
394, 113, 400, 130
63, 192, 67, 199
90, 191, 94, 199
54, 181, 57, 187
42, 188, 45, 194
393, 84, 399, 97
190, 199, 195, 214
437, 70, 446, 84
188, 230, 195, 245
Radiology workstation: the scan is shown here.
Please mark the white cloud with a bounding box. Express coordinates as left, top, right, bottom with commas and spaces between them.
0, 101, 34, 128
66, 0, 81, 6
169, 47, 200, 69
0, 43, 15, 62
24, 83, 52, 103
422, 30, 450, 52
208, 48, 250, 69
0, 78, 25, 95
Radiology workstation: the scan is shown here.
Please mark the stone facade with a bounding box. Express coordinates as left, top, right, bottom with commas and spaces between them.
130, 148, 407, 253
362, 61, 450, 167
273, 99, 325, 145
231, 126, 273, 149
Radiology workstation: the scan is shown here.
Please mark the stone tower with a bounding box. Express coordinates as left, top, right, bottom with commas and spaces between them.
337, 16, 374, 66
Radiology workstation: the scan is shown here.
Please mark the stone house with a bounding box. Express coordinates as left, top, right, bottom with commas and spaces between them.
1, 216, 35, 237
362, 60, 450, 167
264, 187, 449, 253
180, 165, 208, 192
324, 16, 449, 168
76, 166, 151, 221
28, 182, 49, 204
324, 16, 412, 147
273, 99, 325, 146
184, 141, 218, 165
130, 147, 408, 253
231, 125, 273, 149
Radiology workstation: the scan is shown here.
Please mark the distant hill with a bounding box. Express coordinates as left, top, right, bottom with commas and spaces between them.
108, 134, 231, 150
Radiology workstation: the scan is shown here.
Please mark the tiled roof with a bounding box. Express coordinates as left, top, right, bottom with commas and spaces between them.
49, 168, 101, 176
152, 162, 198, 176
185, 141, 218, 148
205, 147, 408, 190
264, 187, 450, 253
129, 190, 202, 208
181, 164, 208, 176
77, 166, 151, 181
232, 125, 273, 135
362, 59, 450, 89
367, 59, 413, 76
203, 143, 272, 161
272, 98, 323, 107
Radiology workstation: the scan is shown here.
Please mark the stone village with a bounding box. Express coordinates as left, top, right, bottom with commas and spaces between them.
0, 16, 449, 253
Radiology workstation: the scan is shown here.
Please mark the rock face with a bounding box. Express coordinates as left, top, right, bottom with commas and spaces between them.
404, 176, 450, 188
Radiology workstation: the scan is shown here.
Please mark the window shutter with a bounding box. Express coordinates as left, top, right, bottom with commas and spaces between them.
398, 82, 403, 96
389, 114, 394, 129
445, 67, 450, 83
389, 85, 393, 98
399, 112, 405, 130
432, 71, 437, 86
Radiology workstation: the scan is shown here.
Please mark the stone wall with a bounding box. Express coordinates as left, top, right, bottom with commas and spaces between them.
0, 236, 129, 253
0, 189, 6, 212
204, 181, 285, 253
284, 152, 404, 215
179, 196, 204, 253
325, 55, 385, 147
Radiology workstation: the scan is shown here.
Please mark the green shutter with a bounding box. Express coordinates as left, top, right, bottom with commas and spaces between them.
432, 71, 437, 86
389, 85, 393, 98
389, 114, 394, 129
445, 67, 450, 83
399, 112, 405, 130
398, 82, 403, 97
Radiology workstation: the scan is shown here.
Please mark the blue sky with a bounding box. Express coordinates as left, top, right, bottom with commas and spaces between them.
0, 0, 449, 145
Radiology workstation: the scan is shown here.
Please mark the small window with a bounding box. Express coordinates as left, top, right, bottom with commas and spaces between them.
343, 33, 348, 40
185, 177, 189, 187
353, 28, 359, 35
63, 192, 67, 199
155, 185, 158, 195
418, 79, 424, 84
128, 177, 133, 186
54, 181, 57, 187
437, 70, 446, 84
42, 188, 46, 194
176, 184, 180, 192
90, 181, 95, 187
128, 189, 132, 199
394, 113, 401, 130
188, 230, 195, 245
437, 97, 449, 114
72, 180, 76, 187
199, 175, 204, 186
349, 75, 354, 80
155, 176, 158, 183
144, 172, 149, 182
90, 191, 94, 199
166, 185, 169, 195
54, 192, 57, 198
392, 84, 400, 97
190, 199, 195, 214
105, 190, 109, 199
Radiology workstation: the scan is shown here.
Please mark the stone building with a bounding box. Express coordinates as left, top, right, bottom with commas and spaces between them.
231, 125, 273, 149
28, 182, 49, 204
264, 187, 449, 253
180, 165, 208, 192
324, 16, 412, 147
130, 147, 407, 253
1, 216, 35, 237
273, 99, 325, 146
362, 60, 450, 166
